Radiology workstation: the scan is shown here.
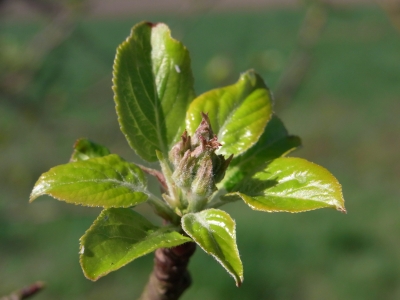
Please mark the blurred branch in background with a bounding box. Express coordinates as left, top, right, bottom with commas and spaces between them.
274, 0, 328, 111
379, 0, 400, 34
0, 282, 45, 300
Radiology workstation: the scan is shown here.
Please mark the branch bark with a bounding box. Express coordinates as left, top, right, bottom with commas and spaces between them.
139, 243, 196, 300
0, 281, 45, 300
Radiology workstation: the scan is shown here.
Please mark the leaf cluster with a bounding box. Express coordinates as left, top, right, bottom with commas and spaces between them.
30, 22, 345, 286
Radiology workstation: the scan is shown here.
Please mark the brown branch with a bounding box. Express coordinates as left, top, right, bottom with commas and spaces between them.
139, 243, 196, 300
379, 0, 400, 34
0, 282, 45, 300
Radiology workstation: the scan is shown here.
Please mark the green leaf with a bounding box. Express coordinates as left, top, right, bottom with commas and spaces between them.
113, 21, 195, 162
186, 70, 272, 157
70, 138, 111, 162
80, 208, 192, 280
181, 209, 243, 286
30, 154, 148, 208
229, 157, 346, 213
219, 115, 301, 192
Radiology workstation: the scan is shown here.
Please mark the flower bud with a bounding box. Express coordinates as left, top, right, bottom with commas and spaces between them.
169, 130, 191, 168
169, 113, 233, 212
172, 149, 195, 191
191, 112, 214, 147
191, 153, 216, 201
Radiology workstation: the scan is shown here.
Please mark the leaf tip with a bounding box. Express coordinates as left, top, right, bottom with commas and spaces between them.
29, 194, 38, 203
81, 267, 99, 282
145, 21, 159, 28
79, 248, 100, 282
235, 275, 244, 287
29, 183, 43, 203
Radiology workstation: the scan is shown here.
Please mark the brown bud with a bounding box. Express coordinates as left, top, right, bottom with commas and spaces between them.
169, 130, 191, 167
191, 113, 214, 147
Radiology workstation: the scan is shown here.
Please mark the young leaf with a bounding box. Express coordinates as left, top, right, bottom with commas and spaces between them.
181, 209, 243, 286
113, 21, 195, 162
186, 70, 272, 157
228, 157, 346, 213
70, 138, 111, 162
219, 115, 301, 192
30, 154, 148, 208
80, 208, 192, 281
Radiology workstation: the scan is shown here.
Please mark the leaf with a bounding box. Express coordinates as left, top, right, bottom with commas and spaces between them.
113, 21, 195, 162
181, 209, 243, 286
186, 70, 272, 157
70, 138, 111, 162
229, 157, 346, 213
30, 154, 148, 208
219, 115, 301, 192
80, 208, 192, 280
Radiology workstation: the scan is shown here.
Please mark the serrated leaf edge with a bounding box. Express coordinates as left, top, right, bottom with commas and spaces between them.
29, 154, 149, 208
79, 208, 192, 281
231, 157, 346, 214
181, 209, 243, 287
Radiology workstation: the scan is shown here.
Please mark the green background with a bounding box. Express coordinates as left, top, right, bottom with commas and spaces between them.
1, 2, 400, 299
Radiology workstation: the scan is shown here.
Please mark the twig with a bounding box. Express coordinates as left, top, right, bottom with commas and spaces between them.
0, 281, 45, 300
379, 0, 400, 34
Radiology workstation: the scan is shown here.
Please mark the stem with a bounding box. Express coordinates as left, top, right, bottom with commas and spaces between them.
186, 192, 207, 213
139, 242, 196, 300
156, 151, 181, 209
205, 188, 228, 208
138, 164, 168, 192
147, 193, 180, 225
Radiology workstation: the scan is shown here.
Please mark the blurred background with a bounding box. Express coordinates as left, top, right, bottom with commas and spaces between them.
1, 0, 399, 299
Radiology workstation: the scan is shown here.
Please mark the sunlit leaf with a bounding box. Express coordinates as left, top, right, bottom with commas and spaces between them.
219, 115, 301, 191
113, 21, 195, 162
181, 209, 243, 286
30, 154, 148, 208
229, 157, 346, 213
80, 208, 192, 280
70, 138, 111, 162
186, 70, 272, 157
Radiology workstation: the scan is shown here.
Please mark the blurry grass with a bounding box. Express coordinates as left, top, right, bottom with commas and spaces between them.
1, 4, 400, 300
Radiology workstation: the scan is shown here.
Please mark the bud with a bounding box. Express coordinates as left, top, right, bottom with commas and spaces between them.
191, 153, 216, 200
191, 112, 214, 147
169, 130, 191, 167
169, 113, 233, 212
172, 149, 195, 191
